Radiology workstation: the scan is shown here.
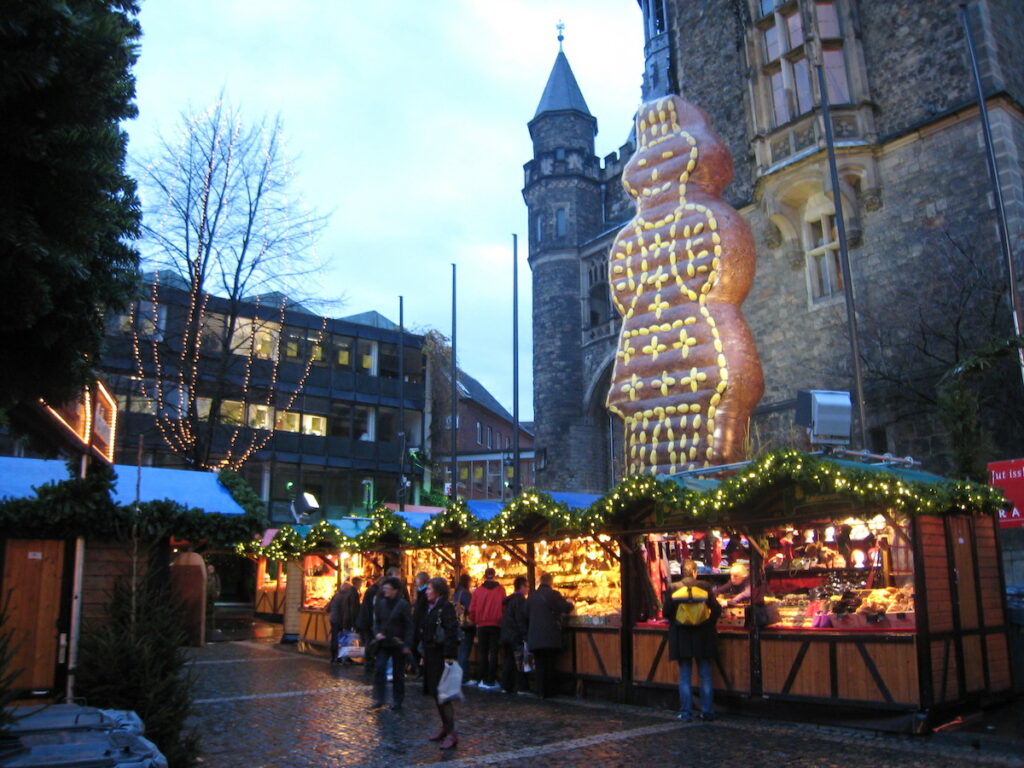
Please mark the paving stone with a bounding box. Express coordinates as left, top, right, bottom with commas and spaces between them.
184, 642, 1021, 768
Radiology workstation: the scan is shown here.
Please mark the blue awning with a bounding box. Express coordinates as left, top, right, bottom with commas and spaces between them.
0, 457, 246, 516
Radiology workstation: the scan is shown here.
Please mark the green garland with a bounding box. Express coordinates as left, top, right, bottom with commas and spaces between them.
232, 449, 1007, 560
481, 490, 573, 541
417, 498, 480, 546
0, 459, 267, 548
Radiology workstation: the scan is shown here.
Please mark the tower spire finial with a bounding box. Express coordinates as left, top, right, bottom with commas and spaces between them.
556, 19, 565, 52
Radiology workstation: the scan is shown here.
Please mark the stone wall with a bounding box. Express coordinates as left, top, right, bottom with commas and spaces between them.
670, 0, 755, 207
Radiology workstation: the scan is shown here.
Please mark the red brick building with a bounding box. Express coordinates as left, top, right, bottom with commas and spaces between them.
435, 370, 534, 501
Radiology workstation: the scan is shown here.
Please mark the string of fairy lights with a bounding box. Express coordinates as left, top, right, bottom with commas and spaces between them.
130, 276, 329, 472
235, 448, 1009, 561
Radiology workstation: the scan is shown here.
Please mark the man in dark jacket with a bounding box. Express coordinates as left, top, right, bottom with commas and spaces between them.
370, 577, 414, 710
468, 567, 505, 689
499, 576, 529, 694
525, 573, 572, 698
664, 559, 722, 721
356, 576, 380, 667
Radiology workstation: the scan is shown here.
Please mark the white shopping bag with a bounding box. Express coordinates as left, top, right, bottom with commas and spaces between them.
437, 660, 464, 704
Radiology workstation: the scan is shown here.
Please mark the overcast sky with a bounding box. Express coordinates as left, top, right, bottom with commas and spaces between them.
127, 1, 645, 420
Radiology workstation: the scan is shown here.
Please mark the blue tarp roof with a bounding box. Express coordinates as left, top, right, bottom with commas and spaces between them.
0, 457, 245, 516
465, 492, 601, 522
396, 510, 435, 529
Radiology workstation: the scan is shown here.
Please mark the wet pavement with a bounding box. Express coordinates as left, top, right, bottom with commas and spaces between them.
186, 628, 1023, 768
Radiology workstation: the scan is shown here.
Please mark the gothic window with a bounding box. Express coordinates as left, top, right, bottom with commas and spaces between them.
803, 193, 843, 301
756, 1, 851, 129
535, 213, 544, 244
555, 208, 567, 237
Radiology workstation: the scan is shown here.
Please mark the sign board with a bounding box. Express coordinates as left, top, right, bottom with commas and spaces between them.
987, 458, 1024, 529
43, 379, 118, 464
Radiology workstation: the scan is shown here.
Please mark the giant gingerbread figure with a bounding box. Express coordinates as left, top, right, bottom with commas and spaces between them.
606, 95, 763, 476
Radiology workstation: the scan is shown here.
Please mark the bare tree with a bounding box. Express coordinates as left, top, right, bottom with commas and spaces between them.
858, 229, 1024, 474
129, 98, 331, 471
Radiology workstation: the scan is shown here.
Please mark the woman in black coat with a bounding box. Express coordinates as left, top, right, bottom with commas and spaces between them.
421, 576, 460, 749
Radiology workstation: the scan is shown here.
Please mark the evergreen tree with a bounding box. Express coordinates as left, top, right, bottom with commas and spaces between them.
0, 0, 141, 410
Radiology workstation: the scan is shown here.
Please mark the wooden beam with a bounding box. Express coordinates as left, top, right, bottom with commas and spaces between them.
432, 547, 457, 569
595, 537, 621, 563
501, 542, 532, 568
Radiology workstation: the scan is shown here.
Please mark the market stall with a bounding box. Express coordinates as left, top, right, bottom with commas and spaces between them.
602, 456, 1014, 731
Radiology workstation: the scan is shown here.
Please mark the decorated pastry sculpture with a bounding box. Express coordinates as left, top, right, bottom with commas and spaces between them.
606, 95, 763, 475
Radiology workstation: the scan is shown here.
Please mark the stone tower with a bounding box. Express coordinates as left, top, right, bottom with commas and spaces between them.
523, 44, 608, 492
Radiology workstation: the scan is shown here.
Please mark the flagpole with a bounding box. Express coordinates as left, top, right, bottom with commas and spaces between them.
449, 264, 458, 501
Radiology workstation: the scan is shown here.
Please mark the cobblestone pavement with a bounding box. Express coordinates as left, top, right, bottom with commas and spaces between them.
186, 642, 1022, 768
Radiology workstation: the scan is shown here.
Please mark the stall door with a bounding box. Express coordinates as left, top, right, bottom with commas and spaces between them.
947, 517, 985, 693
2, 539, 66, 691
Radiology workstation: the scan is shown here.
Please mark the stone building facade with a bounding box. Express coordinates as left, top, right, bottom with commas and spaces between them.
526, 0, 1024, 491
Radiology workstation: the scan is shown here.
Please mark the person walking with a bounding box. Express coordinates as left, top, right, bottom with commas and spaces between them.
525, 573, 572, 698
664, 559, 721, 721
468, 567, 505, 690
421, 577, 460, 750
452, 573, 475, 684
369, 577, 414, 710
327, 581, 356, 664
499, 576, 529, 694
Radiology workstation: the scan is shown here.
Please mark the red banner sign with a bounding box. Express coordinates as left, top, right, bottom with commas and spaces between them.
987, 459, 1024, 528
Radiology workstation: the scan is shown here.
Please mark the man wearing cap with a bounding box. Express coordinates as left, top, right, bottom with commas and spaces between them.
467, 567, 505, 690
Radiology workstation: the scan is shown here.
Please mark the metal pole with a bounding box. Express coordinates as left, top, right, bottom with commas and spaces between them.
512, 234, 521, 497
817, 64, 869, 449
961, 4, 1024, 386
398, 296, 406, 511
449, 264, 458, 501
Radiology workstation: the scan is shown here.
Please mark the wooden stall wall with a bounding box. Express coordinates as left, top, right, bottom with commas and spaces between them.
974, 515, 1013, 694
82, 540, 136, 626
631, 628, 750, 695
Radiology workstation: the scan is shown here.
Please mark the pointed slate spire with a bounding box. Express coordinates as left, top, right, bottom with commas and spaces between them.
534, 50, 591, 119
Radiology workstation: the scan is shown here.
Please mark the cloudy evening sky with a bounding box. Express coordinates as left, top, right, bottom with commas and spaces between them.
127, 1, 646, 420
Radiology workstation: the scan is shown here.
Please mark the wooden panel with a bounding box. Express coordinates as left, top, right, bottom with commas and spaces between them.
949, 517, 979, 630
962, 634, 985, 692
81, 540, 135, 626
931, 639, 959, 703
3, 539, 65, 691
917, 517, 953, 632
714, 634, 749, 694
836, 640, 918, 705
985, 633, 1012, 693
300, 609, 330, 645
574, 630, 621, 679
974, 517, 1006, 627
632, 631, 676, 685
761, 637, 830, 698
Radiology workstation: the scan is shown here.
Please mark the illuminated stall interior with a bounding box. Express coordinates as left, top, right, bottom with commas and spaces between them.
640, 512, 916, 630
301, 551, 365, 610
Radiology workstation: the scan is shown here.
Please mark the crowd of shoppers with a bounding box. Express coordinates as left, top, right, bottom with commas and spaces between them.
328, 567, 575, 751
